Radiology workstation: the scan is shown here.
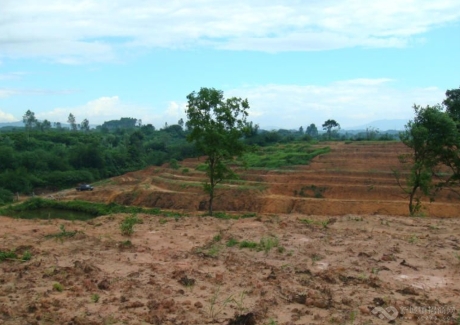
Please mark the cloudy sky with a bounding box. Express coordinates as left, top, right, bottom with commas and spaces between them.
1, 0, 459, 129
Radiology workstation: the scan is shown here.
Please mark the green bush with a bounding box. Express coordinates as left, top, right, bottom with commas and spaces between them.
0, 188, 14, 205
120, 214, 142, 236
0, 250, 17, 262
169, 159, 180, 169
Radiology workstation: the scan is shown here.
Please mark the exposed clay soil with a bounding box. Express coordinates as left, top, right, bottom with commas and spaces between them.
1, 214, 460, 324
57, 142, 460, 217
1, 142, 460, 324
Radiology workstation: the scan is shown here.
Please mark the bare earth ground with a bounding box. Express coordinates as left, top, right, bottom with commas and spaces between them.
1, 142, 460, 324
1, 214, 460, 324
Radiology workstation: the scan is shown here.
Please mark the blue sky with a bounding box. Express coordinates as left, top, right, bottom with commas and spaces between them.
1, 0, 459, 129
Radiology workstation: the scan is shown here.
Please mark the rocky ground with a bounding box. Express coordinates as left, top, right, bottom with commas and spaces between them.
1, 212, 459, 324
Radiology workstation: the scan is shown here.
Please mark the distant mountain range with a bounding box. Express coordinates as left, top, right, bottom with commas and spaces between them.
345, 119, 409, 131
0, 121, 24, 128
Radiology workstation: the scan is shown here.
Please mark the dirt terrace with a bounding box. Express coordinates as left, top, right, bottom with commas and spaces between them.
66, 142, 460, 217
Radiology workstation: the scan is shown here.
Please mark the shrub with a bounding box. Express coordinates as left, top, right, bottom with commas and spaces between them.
0, 188, 14, 205
169, 159, 180, 170
120, 214, 141, 236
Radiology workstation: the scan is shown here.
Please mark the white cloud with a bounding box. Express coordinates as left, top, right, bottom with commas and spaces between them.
1, 0, 459, 62
37, 96, 186, 127
0, 89, 19, 98
37, 96, 141, 124
26, 81, 447, 128
0, 88, 75, 98
0, 110, 17, 122
227, 79, 445, 129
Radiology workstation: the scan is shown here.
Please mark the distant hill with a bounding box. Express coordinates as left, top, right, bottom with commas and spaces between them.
0, 121, 24, 129
345, 119, 409, 131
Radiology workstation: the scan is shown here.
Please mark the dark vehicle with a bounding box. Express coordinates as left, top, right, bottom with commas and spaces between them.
76, 184, 94, 191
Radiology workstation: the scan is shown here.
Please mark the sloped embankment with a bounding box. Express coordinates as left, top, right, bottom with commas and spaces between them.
69, 142, 460, 217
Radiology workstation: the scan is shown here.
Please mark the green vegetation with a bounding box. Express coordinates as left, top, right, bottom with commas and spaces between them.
53, 283, 64, 292
397, 87, 460, 215
239, 240, 259, 249
0, 98, 400, 209
226, 238, 238, 247
0, 250, 18, 262
322, 119, 340, 140
228, 236, 280, 253
0, 249, 32, 262
300, 218, 331, 229
0, 118, 199, 198
0, 198, 185, 220
240, 143, 330, 169
45, 224, 78, 239
91, 293, 100, 303
185, 87, 251, 216
211, 212, 257, 220
120, 214, 142, 236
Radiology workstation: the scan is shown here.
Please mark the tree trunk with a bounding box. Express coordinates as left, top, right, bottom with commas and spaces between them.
409, 185, 418, 215
208, 190, 214, 216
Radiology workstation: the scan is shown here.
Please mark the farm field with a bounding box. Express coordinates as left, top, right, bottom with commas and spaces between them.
1, 141, 460, 325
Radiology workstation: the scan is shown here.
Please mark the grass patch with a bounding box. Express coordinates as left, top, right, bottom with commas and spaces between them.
239, 143, 330, 169
45, 224, 78, 239
208, 212, 257, 220
53, 283, 64, 292
0, 249, 32, 262
300, 218, 331, 229
226, 238, 238, 247
120, 214, 142, 236
239, 240, 258, 249
0, 250, 17, 262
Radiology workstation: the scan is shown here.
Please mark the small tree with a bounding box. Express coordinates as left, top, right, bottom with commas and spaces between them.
41, 119, 52, 131
398, 104, 460, 215
80, 118, 90, 132
22, 110, 37, 140
306, 123, 318, 137
68, 113, 77, 131
443, 86, 460, 122
366, 127, 379, 140
186, 87, 250, 216
322, 119, 340, 139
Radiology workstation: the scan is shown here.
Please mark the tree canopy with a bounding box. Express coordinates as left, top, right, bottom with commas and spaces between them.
185, 87, 250, 216
398, 100, 460, 215
322, 119, 340, 139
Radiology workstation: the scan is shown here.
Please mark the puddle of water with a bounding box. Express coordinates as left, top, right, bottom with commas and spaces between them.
6, 208, 96, 221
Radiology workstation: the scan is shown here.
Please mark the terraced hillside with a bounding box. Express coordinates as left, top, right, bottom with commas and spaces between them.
64, 142, 459, 217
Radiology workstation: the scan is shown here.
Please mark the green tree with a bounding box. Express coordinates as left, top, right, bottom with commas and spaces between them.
22, 110, 37, 139
41, 119, 52, 131
398, 104, 460, 215
306, 123, 318, 137
443, 86, 460, 122
185, 87, 250, 216
366, 127, 379, 140
68, 113, 77, 131
80, 118, 90, 132
322, 119, 340, 140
